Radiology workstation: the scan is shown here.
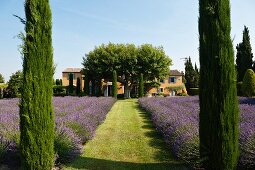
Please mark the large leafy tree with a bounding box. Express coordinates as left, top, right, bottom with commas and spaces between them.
236, 26, 254, 82
5, 71, 23, 98
0, 73, 4, 83
199, 0, 239, 169
82, 43, 172, 98
20, 0, 54, 169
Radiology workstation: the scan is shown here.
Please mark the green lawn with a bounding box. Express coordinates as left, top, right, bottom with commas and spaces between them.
64, 99, 188, 170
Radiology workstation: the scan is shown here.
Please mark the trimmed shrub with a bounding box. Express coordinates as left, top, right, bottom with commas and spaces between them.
242, 69, 255, 97
189, 88, 199, 96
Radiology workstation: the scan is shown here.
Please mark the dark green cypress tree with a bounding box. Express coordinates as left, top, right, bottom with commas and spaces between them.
91, 79, 95, 96
76, 77, 81, 95
20, 0, 54, 169
199, 0, 239, 169
112, 70, 118, 98
96, 79, 102, 97
236, 26, 254, 82
185, 56, 195, 91
60, 79, 62, 85
139, 73, 144, 97
68, 73, 74, 95
84, 73, 90, 96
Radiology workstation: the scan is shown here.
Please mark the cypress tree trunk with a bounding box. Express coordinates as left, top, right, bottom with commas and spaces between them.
20, 0, 54, 169
112, 70, 117, 98
68, 73, 74, 95
96, 79, 102, 97
76, 77, 81, 95
139, 73, 144, 97
199, 0, 239, 169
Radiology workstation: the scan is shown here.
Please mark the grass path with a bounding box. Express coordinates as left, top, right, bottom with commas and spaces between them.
64, 99, 187, 170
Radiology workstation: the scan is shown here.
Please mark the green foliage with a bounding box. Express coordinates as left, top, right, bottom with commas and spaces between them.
82, 43, 172, 98
55, 79, 60, 85
112, 70, 117, 98
189, 88, 199, 96
139, 73, 144, 97
185, 57, 199, 92
165, 85, 185, 92
199, 0, 239, 169
236, 26, 254, 82
242, 69, 255, 97
68, 74, 74, 95
237, 82, 243, 96
53, 85, 66, 96
54, 129, 79, 164
5, 70, 23, 98
0, 73, 4, 83
76, 77, 81, 95
83, 70, 90, 96
20, 0, 54, 169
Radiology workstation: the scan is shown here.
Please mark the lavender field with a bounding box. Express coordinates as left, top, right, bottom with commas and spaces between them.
139, 96, 255, 169
0, 96, 116, 166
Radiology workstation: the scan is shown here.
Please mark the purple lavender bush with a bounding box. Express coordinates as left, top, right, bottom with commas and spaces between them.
139, 96, 255, 169
0, 96, 115, 166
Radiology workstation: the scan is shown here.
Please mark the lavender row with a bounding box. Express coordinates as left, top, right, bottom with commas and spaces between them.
0, 96, 116, 165
138, 96, 255, 169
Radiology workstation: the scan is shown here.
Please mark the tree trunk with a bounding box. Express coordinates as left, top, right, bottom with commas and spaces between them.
20, 0, 54, 169
199, 0, 239, 169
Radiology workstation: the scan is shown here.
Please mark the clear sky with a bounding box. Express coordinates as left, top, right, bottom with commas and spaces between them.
0, 0, 255, 81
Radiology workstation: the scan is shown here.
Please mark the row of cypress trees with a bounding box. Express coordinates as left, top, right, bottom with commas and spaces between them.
19, 0, 240, 169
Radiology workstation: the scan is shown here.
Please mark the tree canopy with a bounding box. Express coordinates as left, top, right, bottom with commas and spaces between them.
184, 57, 199, 92
0, 73, 4, 83
82, 43, 172, 97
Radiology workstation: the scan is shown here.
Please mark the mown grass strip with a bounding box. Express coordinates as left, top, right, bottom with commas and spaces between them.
64, 99, 188, 170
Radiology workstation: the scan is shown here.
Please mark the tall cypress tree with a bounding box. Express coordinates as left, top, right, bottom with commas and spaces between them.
199, 0, 239, 169
185, 56, 195, 91
112, 70, 117, 98
76, 77, 81, 95
84, 72, 90, 96
68, 73, 74, 95
236, 26, 254, 82
91, 79, 95, 96
20, 0, 54, 169
139, 73, 144, 97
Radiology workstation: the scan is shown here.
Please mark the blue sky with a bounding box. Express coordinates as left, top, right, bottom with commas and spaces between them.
0, 0, 255, 81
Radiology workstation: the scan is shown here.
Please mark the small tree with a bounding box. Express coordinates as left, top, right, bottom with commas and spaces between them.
55, 79, 60, 85
185, 57, 196, 91
112, 70, 117, 98
76, 77, 81, 95
5, 71, 23, 98
139, 73, 144, 97
68, 74, 74, 95
242, 69, 255, 97
84, 72, 90, 96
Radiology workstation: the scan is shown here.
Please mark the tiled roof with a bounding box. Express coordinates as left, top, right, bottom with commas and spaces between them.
62, 68, 82, 73
170, 70, 183, 76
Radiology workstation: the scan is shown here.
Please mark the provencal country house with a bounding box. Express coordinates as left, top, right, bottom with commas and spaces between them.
62, 68, 186, 96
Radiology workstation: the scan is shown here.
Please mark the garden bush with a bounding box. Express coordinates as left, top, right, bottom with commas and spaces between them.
242, 69, 255, 97
188, 88, 199, 96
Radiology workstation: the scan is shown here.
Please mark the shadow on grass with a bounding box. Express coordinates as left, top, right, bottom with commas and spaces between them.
67, 157, 188, 170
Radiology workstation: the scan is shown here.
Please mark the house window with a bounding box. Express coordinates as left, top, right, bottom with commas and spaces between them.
169, 77, 176, 83
158, 87, 164, 93
159, 79, 164, 83
68, 73, 76, 80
